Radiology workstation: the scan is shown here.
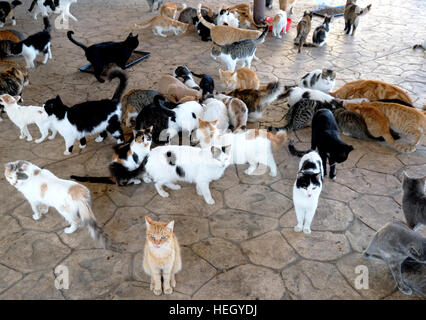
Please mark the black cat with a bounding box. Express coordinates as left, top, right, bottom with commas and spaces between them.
67, 31, 139, 82
288, 108, 354, 179
135, 95, 177, 145
193, 13, 216, 42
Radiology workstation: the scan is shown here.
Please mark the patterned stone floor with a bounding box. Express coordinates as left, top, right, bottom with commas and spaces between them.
0, 0, 425, 299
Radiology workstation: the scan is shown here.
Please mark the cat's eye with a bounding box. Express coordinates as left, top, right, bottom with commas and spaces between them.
161, 235, 166, 240
150, 234, 155, 239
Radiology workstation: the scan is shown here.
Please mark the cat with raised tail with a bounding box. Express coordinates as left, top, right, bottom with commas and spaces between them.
143, 216, 182, 295
293, 150, 323, 234
4, 160, 112, 249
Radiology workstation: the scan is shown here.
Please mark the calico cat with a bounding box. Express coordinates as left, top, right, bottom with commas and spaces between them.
67, 31, 139, 83
299, 69, 336, 93
0, 94, 56, 143
143, 216, 182, 296
197, 4, 262, 45
4, 160, 111, 248
226, 81, 280, 121
135, 16, 189, 37
279, 0, 298, 14
294, 11, 312, 53
135, 95, 178, 144
344, 0, 371, 36
0, 29, 25, 58
201, 97, 229, 130
143, 144, 232, 204
330, 80, 414, 105
293, 150, 323, 234
121, 89, 161, 127
160, 2, 186, 19
402, 172, 426, 231
9, 17, 52, 69
197, 119, 287, 176
219, 67, 260, 90
213, 93, 248, 130
43, 69, 127, 155
71, 128, 152, 186
178, 6, 211, 24
211, 27, 268, 72
311, 15, 332, 47
158, 75, 202, 103
145, 0, 163, 12
350, 101, 425, 152
0, 0, 21, 27
289, 109, 354, 179
0, 67, 28, 120
363, 221, 426, 295
269, 10, 287, 39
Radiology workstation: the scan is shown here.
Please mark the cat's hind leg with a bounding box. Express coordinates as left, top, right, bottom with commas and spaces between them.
63, 136, 76, 155
34, 122, 49, 143
79, 137, 86, 149
266, 152, 278, 177
386, 258, 412, 295
155, 182, 170, 198
48, 126, 57, 140
244, 161, 258, 175
22, 125, 33, 142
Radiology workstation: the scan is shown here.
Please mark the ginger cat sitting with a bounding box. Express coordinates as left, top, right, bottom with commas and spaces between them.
143, 216, 182, 295
219, 67, 260, 90
345, 101, 425, 153
330, 80, 414, 105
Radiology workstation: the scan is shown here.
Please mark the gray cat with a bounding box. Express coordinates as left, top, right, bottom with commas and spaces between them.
401, 257, 426, 297
145, 0, 163, 12
211, 27, 268, 72
402, 171, 426, 230
178, 7, 210, 25
363, 221, 426, 295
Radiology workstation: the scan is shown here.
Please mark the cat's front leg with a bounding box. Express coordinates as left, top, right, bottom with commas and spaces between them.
155, 182, 169, 198
64, 223, 78, 234
48, 127, 57, 140
329, 160, 337, 180
318, 151, 328, 177
143, 173, 152, 183
95, 131, 107, 143
22, 125, 32, 141
152, 268, 162, 295
197, 182, 215, 205
63, 136, 75, 155
293, 206, 304, 233
30, 201, 43, 220
162, 269, 173, 295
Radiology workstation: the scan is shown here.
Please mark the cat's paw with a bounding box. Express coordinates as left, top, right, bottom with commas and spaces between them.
32, 213, 41, 221
399, 286, 412, 296
64, 225, 77, 234
171, 278, 176, 288
294, 225, 303, 233
95, 136, 104, 143
26, 137, 33, 142
35, 138, 44, 144
48, 134, 56, 140
132, 179, 142, 185
143, 177, 152, 183
205, 198, 215, 205
303, 227, 311, 234
153, 288, 162, 296
158, 190, 169, 198
64, 150, 71, 155
79, 144, 86, 149
269, 170, 277, 177
39, 205, 48, 214
19, 135, 25, 139
164, 287, 173, 295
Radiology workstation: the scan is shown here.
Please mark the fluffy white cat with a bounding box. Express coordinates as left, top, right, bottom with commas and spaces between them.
201, 97, 229, 130
270, 10, 287, 39
0, 94, 56, 143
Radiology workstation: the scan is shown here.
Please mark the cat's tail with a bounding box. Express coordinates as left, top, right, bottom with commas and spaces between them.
288, 139, 310, 157
43, 16, 51, 32
302, 42, 318, 47
70, 175, 116, 184
11, 0, 22, 8
154, 95, 177, 119
259, 81, 281, 106
254, 26, 269, 43
109, 69, 128, 102
381, 130, 416, 153
267, 130, 287, 148
134, 17, 155, 29
28, 0, 37, 12
197, 3, 214, 30
67, 31, 88, 50
357, 4, 372, 16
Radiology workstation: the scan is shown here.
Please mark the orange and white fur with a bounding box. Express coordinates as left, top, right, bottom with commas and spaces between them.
160, 2, 187, 19
219, 67, 260, 90
201, 97, 229, 130
0, 94, 56, 143
135, 16, 189, 37
269, 10, 287, 38
279, 0, 298, 14
158, 75, 202, 102
214, 93, 248, 130
143, 216, 182, 295
196, 119, 287, 176
4, 160, 108, 247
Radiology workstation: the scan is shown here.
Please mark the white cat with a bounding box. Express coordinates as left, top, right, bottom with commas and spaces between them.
167, 100, 204, 141
293, 150, 324, 234
216, 9, 239, 28
0, 94, 56, 143
31, 0, 78, 22
196, 121, 287, 176
270, 10, 287, 38
4, 160, 108, 247
201, 97, 229, 130
283, 86, 340, 107
143, 144, 232, 204
299, 69, 336, 93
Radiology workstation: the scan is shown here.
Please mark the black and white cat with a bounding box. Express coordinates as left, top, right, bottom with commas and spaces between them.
9, 17, 52, 68
289, 109, 354, 180
0, 0, 21, 27
293, 150, 324, 234
312, 16, 333, 47
43, 69, 127, 155
280, 86, 342, 109
173, 66, 200, 90
299, 69, 336, 93
29, 0, 78, 22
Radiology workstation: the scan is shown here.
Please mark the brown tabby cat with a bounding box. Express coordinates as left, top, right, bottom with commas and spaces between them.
135, 16, 189, 37
294, 11, 313, 53
330, 80, 414, 105
279, 0, 298, 14
219, 67, 260, 90
345, 101, 426, 153
143, 216, 182, 296
196, 4, 262, 45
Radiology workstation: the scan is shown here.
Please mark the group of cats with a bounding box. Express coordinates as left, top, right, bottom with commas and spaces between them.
0, 0, 425, 297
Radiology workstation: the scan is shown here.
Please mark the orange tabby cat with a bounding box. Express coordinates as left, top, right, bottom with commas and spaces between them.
219, 67, 260, 90
135, 16, 189, 37
330, 80, 414, 105
279, 0, 298, 14
143, 216, 182, 296
345, 101, 426, 153
196, 4, 262, 45
160, 2, 187, 19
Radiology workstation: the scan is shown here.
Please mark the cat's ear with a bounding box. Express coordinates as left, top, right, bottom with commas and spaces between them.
314, 173, 322, 183
222, 145, 231, 154
145, 216, 152, 227
55, 95, 62, 103
166, 220, 174, 232
211, 120, 218, 127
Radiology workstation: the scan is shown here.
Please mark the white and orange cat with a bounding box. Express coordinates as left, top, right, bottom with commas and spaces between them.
160, 2, 187, 19
279, 0, 298, 14
269, 10, 287, 38
135, 16, 189, 37
219, 67, 260, 90
143, 216, 182, 295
